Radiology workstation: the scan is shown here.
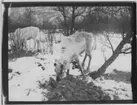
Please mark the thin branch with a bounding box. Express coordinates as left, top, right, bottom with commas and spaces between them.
101, 47, 107, 62
56, 7, 71, 20
105, 34, 114, 54
99, 39, 112, 49
99, 7, 123, 21
74, 7, 87, 18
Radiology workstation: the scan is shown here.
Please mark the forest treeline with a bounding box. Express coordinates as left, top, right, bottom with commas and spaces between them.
8, 6, 131, 36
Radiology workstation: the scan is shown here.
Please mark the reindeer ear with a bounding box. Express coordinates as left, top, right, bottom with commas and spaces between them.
54, 63, 57, 67
54, 59, 58, 67
61, 64, 64, 69
63, 60, 68, 65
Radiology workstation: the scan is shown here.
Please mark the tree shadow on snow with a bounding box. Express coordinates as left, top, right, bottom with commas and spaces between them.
8, 50, 36, 61
102, 69, 131, 84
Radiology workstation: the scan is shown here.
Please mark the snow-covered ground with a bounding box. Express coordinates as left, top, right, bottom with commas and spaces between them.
8, 33, 132, 101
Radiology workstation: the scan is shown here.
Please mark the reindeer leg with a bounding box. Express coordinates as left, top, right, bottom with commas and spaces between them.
82, 53, 87, 67
35, 39, 39, 52
42, 43, 44, 54
36, 40, 40, 52
87, 54, 92, 72
33, 39, 36, 52
76, 57, 85, 79
21, 40, 26, 52
25, 41, 28, 51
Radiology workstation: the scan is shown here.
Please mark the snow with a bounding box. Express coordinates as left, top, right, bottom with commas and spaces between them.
8, 33, 132, 101
94, 79, 132, 100
8, 55, 56, 101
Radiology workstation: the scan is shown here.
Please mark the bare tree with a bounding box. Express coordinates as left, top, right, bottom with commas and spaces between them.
89, 6, 133, 79
54, 6, 88, 36
101, 46, 107, 62
23, 7, 35, 26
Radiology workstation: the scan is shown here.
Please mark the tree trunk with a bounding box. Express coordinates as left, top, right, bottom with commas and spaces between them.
62, 7, 69, 36
70, 6, 75, 35
90, 33, 131, 79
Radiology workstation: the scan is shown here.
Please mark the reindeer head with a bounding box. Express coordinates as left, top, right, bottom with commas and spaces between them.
71, 60, 79, 70
54, 59, 68, 81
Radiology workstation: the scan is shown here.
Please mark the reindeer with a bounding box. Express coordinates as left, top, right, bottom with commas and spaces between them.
54, 31, 96, 81
13, 26, 40, 52
54, 33, 63, 44
47, 30, 54, 54
36, 31, 49, 53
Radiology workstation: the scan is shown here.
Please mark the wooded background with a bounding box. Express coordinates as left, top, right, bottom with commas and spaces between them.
8, 6, 134, 78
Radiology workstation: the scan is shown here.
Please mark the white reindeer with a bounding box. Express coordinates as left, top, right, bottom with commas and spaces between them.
14, 26, 40, 51
53, 33, 63, 43
36, 31, 49, 53
54, 31, 96, 81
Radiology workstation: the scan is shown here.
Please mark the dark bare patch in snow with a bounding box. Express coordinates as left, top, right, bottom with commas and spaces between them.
102, 69, 131, 84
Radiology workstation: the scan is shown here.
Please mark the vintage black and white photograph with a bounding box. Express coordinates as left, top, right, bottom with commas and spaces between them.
6, 3, 134, 102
